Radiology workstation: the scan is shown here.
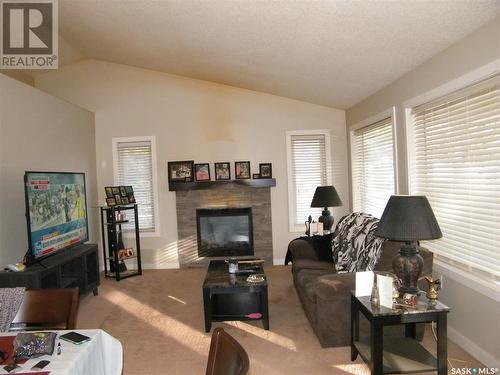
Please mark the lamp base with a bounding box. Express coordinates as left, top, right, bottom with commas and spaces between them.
318, 209, 334, 231
392, 243, 423, 294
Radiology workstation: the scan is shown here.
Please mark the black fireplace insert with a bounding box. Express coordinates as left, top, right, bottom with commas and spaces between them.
196, 207, 254, 257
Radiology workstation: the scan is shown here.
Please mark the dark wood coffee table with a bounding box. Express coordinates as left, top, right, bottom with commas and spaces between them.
202, 260, 269, 332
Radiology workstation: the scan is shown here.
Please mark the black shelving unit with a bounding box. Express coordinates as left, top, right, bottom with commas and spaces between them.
100, 204, 142, 281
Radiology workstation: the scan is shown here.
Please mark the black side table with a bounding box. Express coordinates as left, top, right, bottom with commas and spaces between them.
351, 291, 450, 375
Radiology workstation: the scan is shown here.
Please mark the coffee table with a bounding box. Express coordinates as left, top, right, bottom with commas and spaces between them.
202, 260, 269, 332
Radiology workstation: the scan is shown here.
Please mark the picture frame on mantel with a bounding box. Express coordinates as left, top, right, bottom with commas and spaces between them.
259, 163, 272, 179
168, 160, 194, 182
215, 162, 231, 180
235, 161, 251, 179
195, 163, 211, 182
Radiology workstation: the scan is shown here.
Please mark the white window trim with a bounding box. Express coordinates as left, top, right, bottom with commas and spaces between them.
286, 129, 332, 233
112, 135, 161, 238
349, 106, 399, 198
404, 58, 500, 298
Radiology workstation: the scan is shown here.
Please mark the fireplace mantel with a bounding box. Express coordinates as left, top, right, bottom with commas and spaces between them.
169, 178, 276, 191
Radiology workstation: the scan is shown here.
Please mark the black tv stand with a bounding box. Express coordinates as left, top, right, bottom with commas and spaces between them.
0, 244, 100, 295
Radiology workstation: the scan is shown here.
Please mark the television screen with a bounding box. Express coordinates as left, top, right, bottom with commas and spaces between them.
24, 171, 89, 263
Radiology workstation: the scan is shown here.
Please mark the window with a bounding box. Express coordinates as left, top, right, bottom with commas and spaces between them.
286, 130, 332, 232
112, 136, 159, 235
408, 76, 500, 282
351, 116, 395, 218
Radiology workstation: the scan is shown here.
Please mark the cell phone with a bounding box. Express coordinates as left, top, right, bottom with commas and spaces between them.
59, 331, 91, 345
3, 364, 21, 373
31, 360, 50, 370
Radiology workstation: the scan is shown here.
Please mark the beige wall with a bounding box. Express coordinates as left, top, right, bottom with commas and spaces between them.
0, 73, 97, 265
346, 16, 500, 367
34, 59, 349, 267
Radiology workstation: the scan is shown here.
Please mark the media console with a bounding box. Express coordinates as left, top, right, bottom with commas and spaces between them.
0, 244, 99, 295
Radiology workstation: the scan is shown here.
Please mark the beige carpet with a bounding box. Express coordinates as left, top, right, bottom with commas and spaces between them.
77, 266, 483, 374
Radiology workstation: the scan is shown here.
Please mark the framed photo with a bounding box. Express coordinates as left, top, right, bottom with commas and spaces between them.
121, 197, 130, 205
235, 161, 251, 179
112, 187, 121, 195
128, 193, 136, 203
259, 163, 272, 178
195, 163, 211, 182
252, 173, 260, 179
215, 162, 231, 180
168, 160, 194, 182
105, 187, 114, 198
114, 194, 122, 205
125, 186, 134, 194
106, 197, 116, 207
120, 186, 127, 197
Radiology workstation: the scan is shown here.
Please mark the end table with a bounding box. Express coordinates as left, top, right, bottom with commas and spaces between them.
351, 291, 450, 375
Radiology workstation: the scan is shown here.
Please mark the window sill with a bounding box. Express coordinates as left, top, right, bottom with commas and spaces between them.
433, 259, 500, 303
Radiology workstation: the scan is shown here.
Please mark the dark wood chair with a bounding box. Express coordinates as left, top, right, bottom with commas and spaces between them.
9, 288, 79, 331
206, 327, 249, 375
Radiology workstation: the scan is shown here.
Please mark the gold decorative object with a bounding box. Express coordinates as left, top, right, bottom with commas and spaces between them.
425, 275, 441, 301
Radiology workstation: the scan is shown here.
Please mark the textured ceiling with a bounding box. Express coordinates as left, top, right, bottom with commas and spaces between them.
58, 0, 500, 109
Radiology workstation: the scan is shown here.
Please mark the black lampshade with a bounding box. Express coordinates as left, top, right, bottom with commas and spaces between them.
375, 195, 442, 241
310, 186, 342, 208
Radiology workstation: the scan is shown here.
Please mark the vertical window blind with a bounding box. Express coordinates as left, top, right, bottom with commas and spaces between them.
116, 140, 156, 232
351, 117, 395, 218
289, 133, 329, 227
408, 76, 500, 281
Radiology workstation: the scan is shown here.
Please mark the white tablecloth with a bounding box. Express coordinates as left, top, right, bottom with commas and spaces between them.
0, 329, 122, 375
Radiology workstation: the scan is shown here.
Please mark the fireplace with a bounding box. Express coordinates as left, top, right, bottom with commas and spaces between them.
196, 207, 254, 257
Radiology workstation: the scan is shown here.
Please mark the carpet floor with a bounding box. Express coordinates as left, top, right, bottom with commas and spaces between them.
77, 266, 483, 374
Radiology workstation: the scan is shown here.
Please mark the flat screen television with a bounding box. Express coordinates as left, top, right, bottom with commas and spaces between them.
24, 171, 89, 265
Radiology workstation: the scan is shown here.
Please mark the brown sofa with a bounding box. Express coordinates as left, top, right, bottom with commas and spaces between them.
288, 213, 433, 348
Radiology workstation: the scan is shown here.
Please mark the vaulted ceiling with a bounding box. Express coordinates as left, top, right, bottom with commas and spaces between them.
57, 0, 499, 109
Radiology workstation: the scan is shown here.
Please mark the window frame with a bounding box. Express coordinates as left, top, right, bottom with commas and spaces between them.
349, 107, 398, 217
286, 129, 332, 233
404, 60, 500, 298
112, 135, 161, 237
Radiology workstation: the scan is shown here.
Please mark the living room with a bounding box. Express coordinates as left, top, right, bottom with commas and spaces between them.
0, 1, 499, 374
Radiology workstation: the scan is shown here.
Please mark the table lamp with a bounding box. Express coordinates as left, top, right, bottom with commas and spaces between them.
375, 195, 442, 294
310, 186, 342, 231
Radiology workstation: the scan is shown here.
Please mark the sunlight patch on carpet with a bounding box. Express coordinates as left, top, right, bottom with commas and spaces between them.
227, 321, 297, 352
168, 295, 187, 304
103, 290, 208, 354
333, 363, 369, 375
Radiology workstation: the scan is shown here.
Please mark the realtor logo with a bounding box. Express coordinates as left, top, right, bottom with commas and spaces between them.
1, 0, 58, 69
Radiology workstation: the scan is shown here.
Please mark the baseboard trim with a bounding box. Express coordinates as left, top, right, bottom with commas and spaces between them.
141, 263, 180, 270
448, 325, 500, 369
273, 258, 285, 266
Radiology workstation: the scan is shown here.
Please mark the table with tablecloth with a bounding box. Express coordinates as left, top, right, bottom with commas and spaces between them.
0, 329, 122, 375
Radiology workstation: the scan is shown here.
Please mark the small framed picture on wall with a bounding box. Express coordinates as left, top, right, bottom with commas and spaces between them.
215, 162, 231, 180
235, 161, 251, 179
195, 163, 211, 182
168, 160, 195, 182
259, 163, 272, 178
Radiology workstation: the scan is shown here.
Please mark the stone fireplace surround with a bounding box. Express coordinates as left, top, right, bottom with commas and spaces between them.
175, 183, 273, 267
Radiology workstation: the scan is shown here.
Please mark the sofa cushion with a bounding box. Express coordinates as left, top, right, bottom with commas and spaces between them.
333, 212, 386, 272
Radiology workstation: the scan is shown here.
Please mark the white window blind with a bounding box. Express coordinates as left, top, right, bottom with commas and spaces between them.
115, 139, 156, 232
287, 131, 331, 230
408, 76, 500, 281
351, 117, 395, 218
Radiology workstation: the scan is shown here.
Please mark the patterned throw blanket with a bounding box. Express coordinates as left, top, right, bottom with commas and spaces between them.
0, 288, 25, 332
332, 212, 386, 273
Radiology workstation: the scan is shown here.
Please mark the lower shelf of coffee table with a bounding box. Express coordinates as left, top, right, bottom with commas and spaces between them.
354, 337, 437, 374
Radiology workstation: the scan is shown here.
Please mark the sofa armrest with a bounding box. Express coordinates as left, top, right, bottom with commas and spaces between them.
287, 238, 321, 262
